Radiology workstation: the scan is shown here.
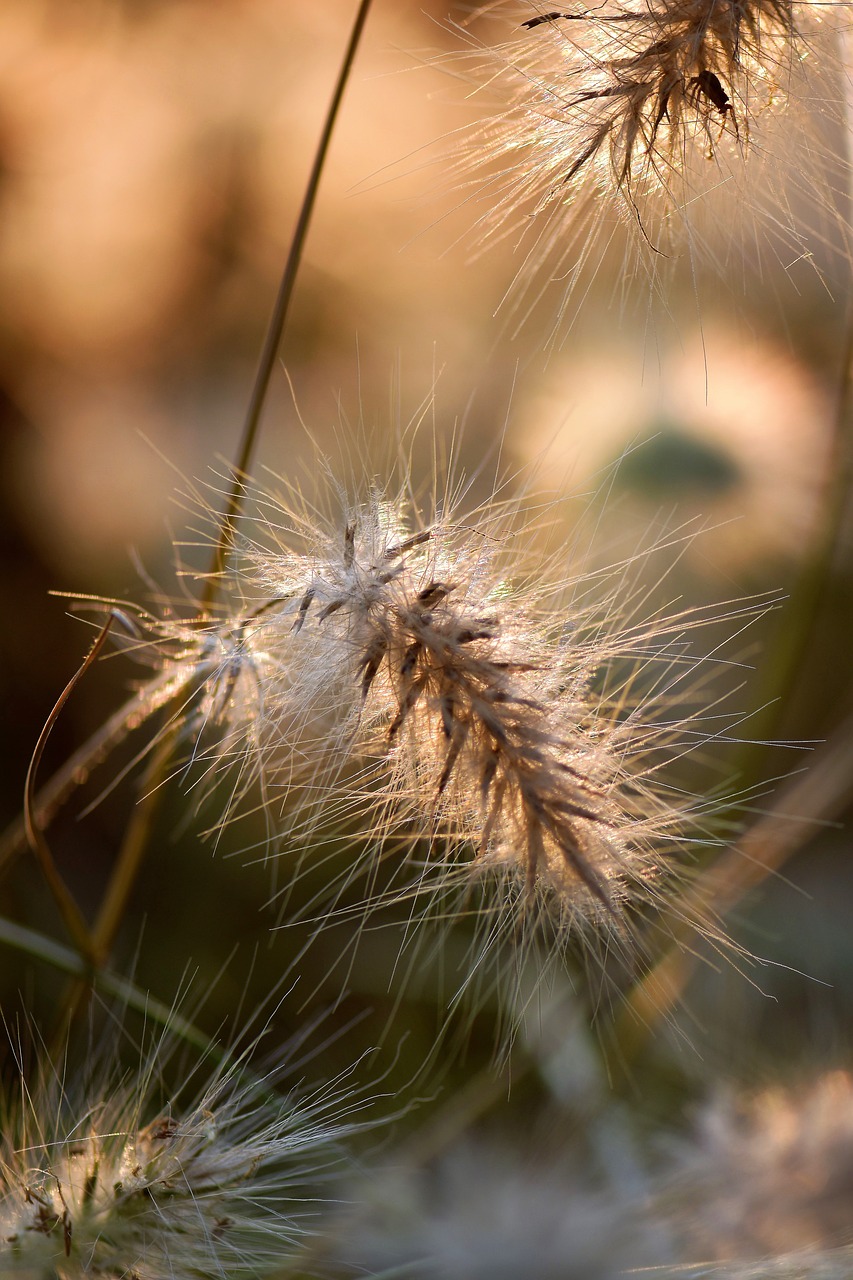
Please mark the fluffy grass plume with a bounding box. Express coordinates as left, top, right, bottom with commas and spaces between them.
0, 998, 372, 1279
444, 1, 851, 331
68, 440, 773, 1021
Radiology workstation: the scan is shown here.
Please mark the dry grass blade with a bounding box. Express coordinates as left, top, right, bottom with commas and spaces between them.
620, 707, 853, 1045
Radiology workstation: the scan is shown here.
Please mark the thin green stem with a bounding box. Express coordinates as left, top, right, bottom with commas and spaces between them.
0, 916, 211, 1054
203, 0, 375, 607
1, 916, 289, 1110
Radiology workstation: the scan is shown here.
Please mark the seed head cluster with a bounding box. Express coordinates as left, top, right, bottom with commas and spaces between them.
250, 496, 647, 926
110, 475, 754, 959
0, 1020, 361, 1280
512, 0, 798, 187
450, 0, 840, 323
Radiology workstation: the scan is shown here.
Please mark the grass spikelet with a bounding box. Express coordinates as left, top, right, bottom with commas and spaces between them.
249, 486, 633, 923
57, 584, 304, 841
513, 0, 798, 180
60, 443, 770, 1020
444, 0, 849, 330
0, 999, 372, 1280
106, 454, 769, 1001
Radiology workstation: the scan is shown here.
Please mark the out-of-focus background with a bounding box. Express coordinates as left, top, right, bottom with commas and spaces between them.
2, 1, 853, 1256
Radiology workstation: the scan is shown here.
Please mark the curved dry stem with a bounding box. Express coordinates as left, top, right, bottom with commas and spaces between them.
0, 669, 192, 879
23, 617, 119, 964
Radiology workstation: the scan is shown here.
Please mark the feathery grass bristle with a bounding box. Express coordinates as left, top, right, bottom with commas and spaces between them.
443, 0, 848, 329
86, 464, 767, 982
65, 451, 770, 1026
0, 1004, 370, 1280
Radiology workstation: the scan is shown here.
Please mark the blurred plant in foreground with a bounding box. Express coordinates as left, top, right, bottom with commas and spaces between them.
328, 1066, 853, 1278
669, 1071, 853, 1260
0, 1000, 372, 1280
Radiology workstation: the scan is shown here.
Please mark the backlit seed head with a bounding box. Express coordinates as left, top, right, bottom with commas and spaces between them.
0, 1010, 367, 1279
79, 459, 768, 1010
215, 471, 767, 986
445, 1, 848, 330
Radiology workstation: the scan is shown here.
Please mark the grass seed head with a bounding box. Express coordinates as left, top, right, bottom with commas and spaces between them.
79, 454, 767, 1017
212, 465, 765, 1000
0, 1006, 369, 1280
444, 1, 848, 330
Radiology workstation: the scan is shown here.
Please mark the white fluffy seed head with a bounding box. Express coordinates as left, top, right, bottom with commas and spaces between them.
442, 1, 850, 331
185, 471, 768, 970
0, 1011, 368, 1280
248, 491, 642, 922
85, 460, 768, 1010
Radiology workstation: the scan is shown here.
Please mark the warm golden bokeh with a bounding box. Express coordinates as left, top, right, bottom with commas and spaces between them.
1, 0, 846, 578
